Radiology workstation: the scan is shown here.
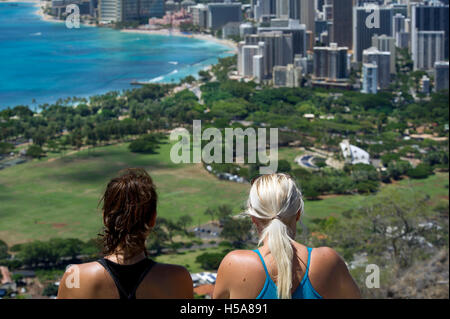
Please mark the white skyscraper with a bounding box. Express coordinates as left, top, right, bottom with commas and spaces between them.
99, 0, 122, 23
362, 63, 378, 94
241, 45, 260, 77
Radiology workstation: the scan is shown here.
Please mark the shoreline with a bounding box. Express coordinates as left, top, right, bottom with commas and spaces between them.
1, 0, 237, 108
121, 28, 238, 53
6, 0, 237, 51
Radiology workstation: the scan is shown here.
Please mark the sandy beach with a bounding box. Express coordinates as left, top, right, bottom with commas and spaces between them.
121, 29, 238, 53
3, 1, 237, 51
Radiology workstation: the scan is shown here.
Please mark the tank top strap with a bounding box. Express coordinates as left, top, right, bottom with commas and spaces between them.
253, 249, 270, 277
306, 247, 313, 274
129, 259, 156, 298
97, 258, 129, 299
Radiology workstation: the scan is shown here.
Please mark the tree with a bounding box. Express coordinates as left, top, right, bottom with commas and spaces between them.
147, 218, 170, 255
387, 160, 411, 180
216, 205, 233, 225
220, 217, 253, 248
0, 239, 9, 259
42, 284, 59, 297
128, 134, 162, 154
407, 163, 433, 179
0, 142, 13, 155
196, 251, 229, 270
277, 159, 292, 173
204, 208, 216, 222
26, 145, 44, 159
310, 188, 446, 272
198, 70, 212, 82
178, 215, 193, 234
181, 75, 196, 84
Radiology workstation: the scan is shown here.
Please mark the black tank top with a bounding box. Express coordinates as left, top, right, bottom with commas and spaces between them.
97, 257, 156, 299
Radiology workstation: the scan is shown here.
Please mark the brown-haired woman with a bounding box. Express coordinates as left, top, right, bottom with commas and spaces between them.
57, 168, 193, 299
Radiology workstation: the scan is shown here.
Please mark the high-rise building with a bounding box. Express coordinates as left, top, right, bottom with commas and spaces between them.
99, 0, 122, 23
420, 75, 431, 94
353, 5, 394, 62
411, 3, 449, 62
273, 64, 302, 87
313, 43, 348, 80
299, 0, 315, 35
434, 61, 449, 92
393, 13, 407, 47
330, 0, 354, 49
363, 46, 391, 90
207, 2, 242, 30
276, 0, 290, 19
393, 13, 405, 36
258, 19, 307, 59
253, 54, 265, 82
275, 0, 314, 34
415, 31, 445, 70
240, 23, 256, 37
254, 0, 276, 21
241, 45, 260, 77
361, 63, 378, 94
372, 34, 396, 74
99, 0, 165, 23
192, 4, 208, 28
241, 31, 294, 78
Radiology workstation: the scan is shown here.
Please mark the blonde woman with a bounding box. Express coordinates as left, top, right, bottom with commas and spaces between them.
213, 173, 361, 299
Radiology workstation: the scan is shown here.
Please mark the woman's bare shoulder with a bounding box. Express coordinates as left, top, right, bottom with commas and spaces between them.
57, 261, 108, 298
144, 262, 193, 298
309, 246, 361, 298
217, 249, 264, 276
152, 262, 191, 278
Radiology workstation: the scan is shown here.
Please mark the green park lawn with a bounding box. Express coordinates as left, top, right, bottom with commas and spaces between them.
154, 246, 226, 273
0, 141, 249, 245
0, 140, 448, 246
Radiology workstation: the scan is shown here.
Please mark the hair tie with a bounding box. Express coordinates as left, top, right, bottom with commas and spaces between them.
271, 215, 281, 221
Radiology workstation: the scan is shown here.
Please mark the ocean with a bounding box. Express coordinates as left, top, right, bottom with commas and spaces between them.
0, 2, 232, 109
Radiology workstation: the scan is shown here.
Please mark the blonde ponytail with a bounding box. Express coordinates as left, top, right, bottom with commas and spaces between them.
260, 218, 294, 299
246, 173, 304, 299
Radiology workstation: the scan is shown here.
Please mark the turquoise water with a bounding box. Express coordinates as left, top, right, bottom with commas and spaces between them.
0, 2, 232, 109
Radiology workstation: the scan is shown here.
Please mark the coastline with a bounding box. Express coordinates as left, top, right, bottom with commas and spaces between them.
121, 29, 238, 53
5, 0, 236, 51
1, 0, 237, 108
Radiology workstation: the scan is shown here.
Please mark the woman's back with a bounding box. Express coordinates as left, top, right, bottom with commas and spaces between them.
57, 168, 193, 299
253, 245, 321, 299
58, 258, 193, 299
213, 242, 360, 299
213, 173, 360, 299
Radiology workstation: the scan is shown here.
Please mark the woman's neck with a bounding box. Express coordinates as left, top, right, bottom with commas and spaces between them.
106, 250, 146, 265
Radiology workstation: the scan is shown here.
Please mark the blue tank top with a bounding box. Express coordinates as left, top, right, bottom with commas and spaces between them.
253, 247, 322, 299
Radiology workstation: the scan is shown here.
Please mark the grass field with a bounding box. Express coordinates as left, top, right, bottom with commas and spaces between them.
0, 141, 249, 245
303, 172, 449, 222
154, 246, 229, 273
0, 141, 448, 246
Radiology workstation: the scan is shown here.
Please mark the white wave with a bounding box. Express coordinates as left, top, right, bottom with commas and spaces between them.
149, 76, 164, 83
169, 69, 178, 75
30, 32, 42, 36
168, 61, 178, 65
